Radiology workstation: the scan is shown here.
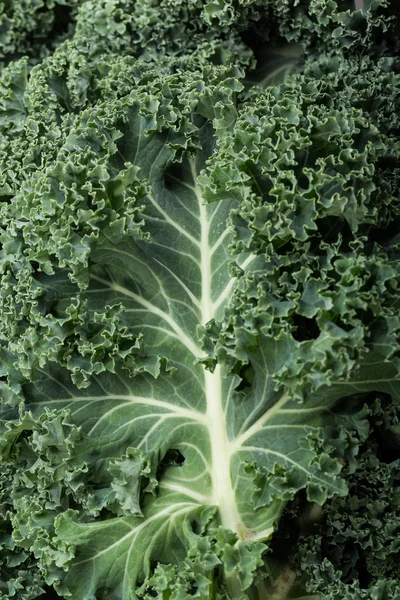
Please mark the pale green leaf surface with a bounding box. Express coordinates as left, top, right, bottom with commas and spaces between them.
13, 106, 399, 596
1, 55, 399, 599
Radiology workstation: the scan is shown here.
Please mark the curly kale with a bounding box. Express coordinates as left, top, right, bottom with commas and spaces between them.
294, 400, 400, 599
0, 1, 399, 599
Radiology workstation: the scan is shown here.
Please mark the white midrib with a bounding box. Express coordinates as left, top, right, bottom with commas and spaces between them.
193, 161, 242, 536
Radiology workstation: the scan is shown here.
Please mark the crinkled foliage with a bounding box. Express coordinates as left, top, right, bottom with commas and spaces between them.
297, 400, 400, 599
0, 1, 400, 600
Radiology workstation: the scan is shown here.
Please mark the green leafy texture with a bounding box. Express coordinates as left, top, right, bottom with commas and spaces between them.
0, 57, 399, 599
296, 400, 400, 599
265, 0, 400, 58
0, 0, 79, 65
201, 54, 400, 400
0, 0, 395, 200
0, 409, 81, 599
0, 1, 399, 599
